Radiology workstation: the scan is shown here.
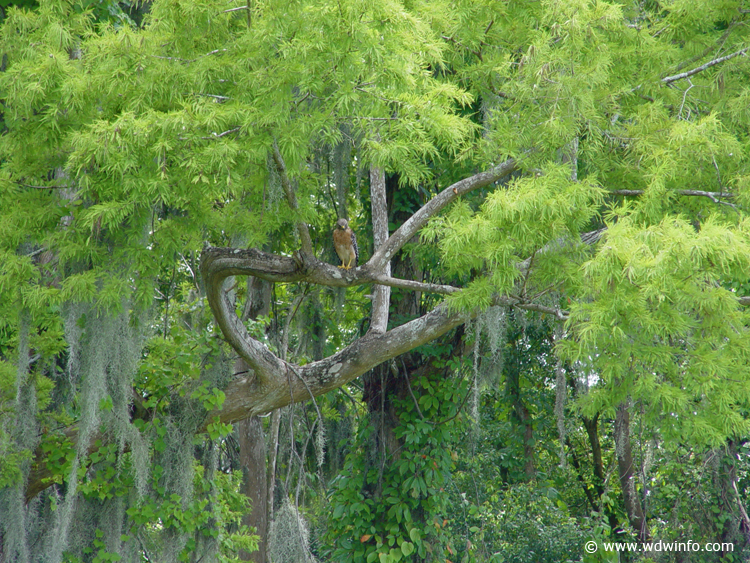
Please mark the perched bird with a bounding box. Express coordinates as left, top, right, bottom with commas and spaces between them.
333, 218, 358, 270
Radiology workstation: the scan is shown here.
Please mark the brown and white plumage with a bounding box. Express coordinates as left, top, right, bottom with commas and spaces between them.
333, 218, 358, 269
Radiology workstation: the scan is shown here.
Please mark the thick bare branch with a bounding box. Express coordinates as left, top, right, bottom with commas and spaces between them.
26, 256, 470, 501
214, 303, 470, 422
203, 255, 289, 387
368, 158, 517, 270
200, 245, 471, 411
198, 246, 455, 291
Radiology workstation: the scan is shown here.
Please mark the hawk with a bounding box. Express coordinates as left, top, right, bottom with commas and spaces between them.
333, 218, 358, 269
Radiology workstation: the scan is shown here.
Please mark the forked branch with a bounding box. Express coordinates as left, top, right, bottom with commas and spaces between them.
200, 159, 519, 413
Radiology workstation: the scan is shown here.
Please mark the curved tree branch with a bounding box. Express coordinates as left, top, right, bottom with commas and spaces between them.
213, 303, 470, 422
29, 218, 750, 502
368, 158, 517, 270
199, 161, 519, 419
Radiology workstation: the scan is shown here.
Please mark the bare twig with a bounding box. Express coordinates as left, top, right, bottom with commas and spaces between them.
712, 155, 723, 191
179, 252, 196, 286
201, 127, 241, 140
404, 365, 428, 421
194, 93, 231, 101
342, 116, 399, 121
281, 293, 307, 361
151, 48, 227, 64
521, 249, 537, 299
678, 79, 694, 118
288, 364, 324, 429
610, 188, 735, 203
271, 140, 315, 257
662, 45, 750, 84
369, 274, 459, 295
529, 282, 564, 302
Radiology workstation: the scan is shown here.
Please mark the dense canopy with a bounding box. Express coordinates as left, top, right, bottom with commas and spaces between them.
1, 0, 750, 562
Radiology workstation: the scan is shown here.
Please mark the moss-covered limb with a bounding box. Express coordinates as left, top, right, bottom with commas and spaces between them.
208, 302, 471, 422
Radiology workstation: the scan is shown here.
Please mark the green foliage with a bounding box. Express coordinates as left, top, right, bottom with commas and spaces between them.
325, 375, 468, 562
424, 164, 603, 311
60, 462, 258, 563
3, 0, 750, 561
0, 359, 24, 487
560, 216, 750, 445
477, 484, 586, 563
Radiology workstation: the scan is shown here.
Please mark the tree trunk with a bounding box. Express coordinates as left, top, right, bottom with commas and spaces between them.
238, 276, 272, 562
369, 166, 390, 334
362, 166, 399, 497
614, 402, 648, 542
582, 414, 605, 495
566, 437, 599, 512
265, 409, 281, 525
505, 331, 535, 480
715, 440, 750, 551
582, 414, 620, 533
239, 415, 268, 562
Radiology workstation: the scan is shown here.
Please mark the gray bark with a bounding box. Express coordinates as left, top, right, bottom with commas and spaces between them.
238, 415, 268, 562
238, 276, 272, 562
369, 166, 390, 334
